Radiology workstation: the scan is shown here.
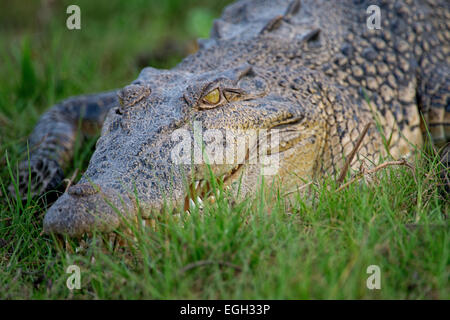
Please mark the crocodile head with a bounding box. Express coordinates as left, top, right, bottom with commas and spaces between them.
43, 63, 326, 236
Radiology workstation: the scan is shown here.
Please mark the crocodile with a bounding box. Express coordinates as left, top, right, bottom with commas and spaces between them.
9, 0, 449, 236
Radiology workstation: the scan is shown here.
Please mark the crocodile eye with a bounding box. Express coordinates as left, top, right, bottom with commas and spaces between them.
202, 88, 221, 105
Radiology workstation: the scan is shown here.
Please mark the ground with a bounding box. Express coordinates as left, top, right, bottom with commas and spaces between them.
0, 0, 448, 299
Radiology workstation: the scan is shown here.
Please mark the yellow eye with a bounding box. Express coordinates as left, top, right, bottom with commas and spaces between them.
202, 88, 221, 105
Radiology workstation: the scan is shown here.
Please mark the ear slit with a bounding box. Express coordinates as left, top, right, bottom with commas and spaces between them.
301, 28, 321, 43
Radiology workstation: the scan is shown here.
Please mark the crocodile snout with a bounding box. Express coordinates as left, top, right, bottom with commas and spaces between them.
43, 184, 135, 236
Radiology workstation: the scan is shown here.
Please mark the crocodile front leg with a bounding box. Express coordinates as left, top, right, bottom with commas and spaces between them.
9, 90, 119, 200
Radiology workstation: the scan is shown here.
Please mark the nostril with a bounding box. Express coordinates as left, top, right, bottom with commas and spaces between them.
68, 183, 100, 197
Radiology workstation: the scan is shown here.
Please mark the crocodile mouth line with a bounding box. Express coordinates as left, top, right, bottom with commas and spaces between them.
182, 118, 304, 212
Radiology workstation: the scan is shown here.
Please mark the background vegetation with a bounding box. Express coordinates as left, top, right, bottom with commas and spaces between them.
0, 0, 448, 299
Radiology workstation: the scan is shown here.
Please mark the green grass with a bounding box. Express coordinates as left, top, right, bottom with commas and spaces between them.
0, 0, 448, 299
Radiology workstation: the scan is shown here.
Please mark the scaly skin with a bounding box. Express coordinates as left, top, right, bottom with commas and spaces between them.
10, 0, 449, 236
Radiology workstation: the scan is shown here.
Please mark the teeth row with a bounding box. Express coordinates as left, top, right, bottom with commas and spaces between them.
187, 187, 230, 210
193, 180, 208, 191
188, 196, 205, 210
185, 194, 216, 213
186, 178, 233, 214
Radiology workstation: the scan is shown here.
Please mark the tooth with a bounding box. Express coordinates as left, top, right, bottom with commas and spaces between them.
141, 220, 146, 228
196, 196, 204, 208
194, 180, 200, 189
189, 198, 196, 209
